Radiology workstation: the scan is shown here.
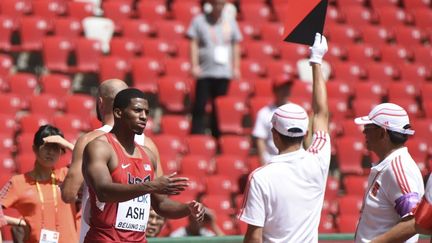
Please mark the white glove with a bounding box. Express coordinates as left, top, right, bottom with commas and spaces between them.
309, 33, 328, 65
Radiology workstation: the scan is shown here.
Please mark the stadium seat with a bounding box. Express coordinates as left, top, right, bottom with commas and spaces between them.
185, 134, 217, 159
215, 215, 239, 235
179, 155, 210, 177
327, 80, 352, 102
370, 0, 400, 9
278, 43, 309, 62
243, 41, 279, 61
352, 98, 382, 118
327, 25, 362, 45
53, 114, 86, 134
328, 98, 350, 120
176, 174, 205, 198
0, 93, 24, 116
331, 61, 367, 81
8, 73, 38, 102
122, 19, 156, 42
0, 114, 18, 137
326, 44, 349, 62
259, 22, 283, 43
218, 135, 251, 158
251, 79, 273, 98
249, 96, 273, 124
337, 214, 359, 233
412, 118, 432, 141
266, 61, 296, 80
403, 0, 432, 8
109, 38, 140, 62
214, 154, 249, 182
0, 16, 18, 51
353, 81, 386, 103
227, 79, 253, 100
241, 3, 271, 23
361, 26, 395, 45
325, 5, 346, 25
340, 118, 364, 138
159, 153, 179, 175
0, 54, 13, 78
378, 44, 414, 64
424, 100, 432, 119
170, 1, 201, 25
98, 56, 129, 82
0, 0, 32, 19
241, 60, 267, 79
405, 138, 430, 176
335, 0, 366, 8
39, 73, 72, 98
337, 195, 363, 216
375, 7, 414, 27
205, 174, 238, 196
421, 83, 432, 102
75, 38, 103, 72
163, 58, 191, 79
343, 175, 368, 196
65, 94, 95, 117
19, 16, 51, 51
398, 63, 431, 83
15, 152, 34, 173
319, 214, 337, 233
53, 18, 82, 40
158, 76, 190, 112
393, 26, 427, 46
336, 136, 365, 175
42, 36, 74, 73
0, 152, 15, 173
131, 57, 163, 93
137, 0, 167, 21
411, 8, 432, 29
66, 1, 94, 20
160, 115, 191, 138
347, 44, 380, 63
238, 21, 261, 41
31, 0, 66, 22
29, 94, 60, 116
325, 175, 340, 200
343, 6, 378, 26
151, 134, 186, 157
0, 136, 15, 155
365, 62, 400, 82
102, 1, 132, 33
172, 38, 189, 59
201, 195, 235, 215
215, 96, 248, 135
154, 20, 187, 41
141, 38, 175, 59
413, 46, 432, 65
387, 81, 419, 101
389, 98, 420, 118
18, 114, 51, 135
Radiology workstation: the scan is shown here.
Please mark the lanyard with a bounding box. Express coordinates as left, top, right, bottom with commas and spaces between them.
35, 171, 59, 230
209, 19, 231, 45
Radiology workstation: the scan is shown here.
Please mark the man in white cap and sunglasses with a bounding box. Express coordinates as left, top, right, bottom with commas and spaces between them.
239, 33, 331, 242
354, 103, 424, 243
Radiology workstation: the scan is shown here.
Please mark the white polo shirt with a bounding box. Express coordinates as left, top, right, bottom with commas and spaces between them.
79, 125, 145, 243
355, 147, 424, 243
252, 105, 278, 163
239, 131, 330, 243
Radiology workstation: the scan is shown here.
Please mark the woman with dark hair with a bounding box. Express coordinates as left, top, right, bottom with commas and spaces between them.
0, 125, 79, 243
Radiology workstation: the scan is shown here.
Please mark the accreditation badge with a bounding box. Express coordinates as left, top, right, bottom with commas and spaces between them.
115, 194, 150, 232
214, 45, 229, 65
39, 229, 59, 243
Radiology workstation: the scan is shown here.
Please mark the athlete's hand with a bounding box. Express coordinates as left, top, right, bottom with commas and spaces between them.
309, 33, 328, 65
188, 200, 205, 222
150, 172, 189, 195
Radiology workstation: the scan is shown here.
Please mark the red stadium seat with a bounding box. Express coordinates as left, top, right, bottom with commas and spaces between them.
251, 79, 273, 98
205, 175, 238, 196
241, 3, 271, 23
326, 44, 349, 62
42, 36, 74, 73
337, 214, 359, 233
379, 44, 414, 64
403, 0, 432, 9
0, 152, 15, 173
353, 81, 386, 103
227, 79, 253, 99
137, 0, 167, 21
325, 5, 346, 25
347, 44, 380, 63
389, 98, 420, 118
411, 8, 432, 29
141, 38, 175, 59
19, 16, 51, 51
343, 175, 368, 196
0, 54, 13, 78
65, 94, 95, 117
0, 114, 18, 137
327, 25, 362, 45
393, 26, 427, 46
18, 114, 51, 135
66, 1, 94, 21
102, 1, 132, 32
238, 21, 261, 41
413, 46, 432, 65
158, 76, 190, 113
327, 80, 352, 102
98, 56, 129, 82
0, 93, 23, 116
343, 6, 378, 26
122, 19, 156, 41
215, 96, 248, 135
179, 155, 210, 177
0, 16, 17, 51
151, 134, 186, 157
370, 0, 400, 9
365, 62, 400, 82
29, 94, 60, 116
328, 98, 350, 120
158, 153, 179, 175
163, 58, 191, 79
109, 38, 140, 62
240, 60, 267, 79
0, 136, 15, 155
259, 22, 283, 43
376, 7, 414, 27
15, 152, 34, 173
131, 57, 163, 93
398, 63, 431, 83
319, 214, 337, 233
39, 73, 72, 98
340, 118, 364, 138
53, 18, 82, 40
215, 215, 239, 235
201, 195, 235, 215
171, 1, 201, 25
185, 134, 217, 159
335, 0, 366, 8
412, 118, 432, 141
336, 136, 365, 175
338, 195, 363, 216
214, 154, 249, 182
249, 96, 273, 124
8, 73, 38, 102
266, 61, 296, 80
53, 114, 86, 134
405, 138, 430, 176
325, 175, 340, 200
352, 98, 381, 118
160, 115, 191, 138
75, 38, 103, 72
361, 26, 395, 45
243, 41, 279, 61
387, 81, 419, 101
331, 61, 367, 81
218, 135, 251, 158
31, 0, 66, 21
278, 43, 309, 62
0, 0, 32, 19
424, 100, 432, 118
421, 83, 432, 102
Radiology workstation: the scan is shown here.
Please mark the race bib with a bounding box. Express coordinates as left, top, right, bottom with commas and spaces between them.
39, 229, 59, 243
115, 194, 150, 232
214, 45, 229, 65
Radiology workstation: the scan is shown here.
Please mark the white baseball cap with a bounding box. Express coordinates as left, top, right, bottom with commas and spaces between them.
271, 103, 309, 137
354, 103, 415, 135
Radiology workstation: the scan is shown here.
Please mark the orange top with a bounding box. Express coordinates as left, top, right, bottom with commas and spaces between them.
0, 167, 79, 243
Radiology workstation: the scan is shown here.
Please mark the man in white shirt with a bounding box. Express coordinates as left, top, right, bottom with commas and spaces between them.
252, 77, 293, 164
354, 103, 424, 243
239, 33, 330, 243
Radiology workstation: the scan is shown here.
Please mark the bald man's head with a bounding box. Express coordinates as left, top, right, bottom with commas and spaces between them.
96, 79, 128, 122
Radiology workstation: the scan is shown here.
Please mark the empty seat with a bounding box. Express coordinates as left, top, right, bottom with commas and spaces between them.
75, 38, 103, 72
327, 25, 362, 44
0, 54, 13, 78
159, 153, 179, 175
179, 155, 210, 177
337, 214, 359, 233
0, 15, 17, 51
0, 93, 23, 116
393, 26, 427, 46
53, 114, 86, 134
185, 134, 217, 159
387, 81, 419, 101
8, 73, 38, 101
348, 44, 380, 63
39, 73, 72, 98
215, 96, 248, 135
249, 96, 273, 124
102, 1, 132, 32
398, 63, 431, 83
326, 80, 352, 102
243, 41, 279, 61
137, 0, 167, 21
163, 58, 191, 78
15, 152, 34, 173
365, 62, 400, 82
171, 1, 201, 25
65, 94, 95, 117
151, 134, 186, 157
155, 20, 187, 40
205, 175, 238, 196
413, 46, 432, 65
343, 175, 368, 196
361, 26, 395, 45
160, 115, 191, 138
405, 138, 430, 175
278, 43, 309, 62
352, 98, 381, 118
18, 114, 51, 135
66, 1, 94, 20
370, 0, 400, 9
240, 60, 267, 79
338, 195, 363, 216
388, 98, 420, 118
98, 56, 129, 82
29, 94, 60, 116
131, 57, 164, 93
412, 8, 432, 29
336, 136, 365, 175
251, 79, 273, 98
201, 195, 235, 215
343, 6, 378, 26
241, 3, 271, 23
214, 154, 249, 182
227, 79, 253, 100
141, 38, 175, 59
0, 0, 32, 19
218, 135, 251, 158
109, 37, 140, 62
238, 21, 261, 41
379, 44, 414, 64
31, 0, 66, 21
331, 61, 367, 81
122, 19, 156, 41
375, 7, 413, 26
328, 98, 350, 120
42, 36, 74, 73
353, 81, 386, 103
0, 114, 18, 137
54, 18, 82, 40
325, 175, 340, 200
19, 16, 51, 51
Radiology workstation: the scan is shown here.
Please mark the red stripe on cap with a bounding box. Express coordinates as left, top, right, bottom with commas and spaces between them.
274, 112, 308, 120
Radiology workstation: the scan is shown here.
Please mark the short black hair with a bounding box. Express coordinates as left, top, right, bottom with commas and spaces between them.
387, 124, 411, 145
33, 124, 64, 149
278, 128, 304, 144
113, 88, 146, 110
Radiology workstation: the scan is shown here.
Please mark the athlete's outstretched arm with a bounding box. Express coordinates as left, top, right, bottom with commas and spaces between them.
151, 194, 205, 221
243, 224, 263, 243
371, 216, 416, 243
83, 139, 189, 203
